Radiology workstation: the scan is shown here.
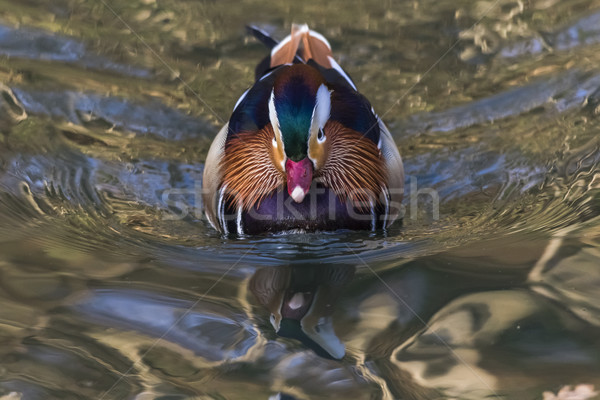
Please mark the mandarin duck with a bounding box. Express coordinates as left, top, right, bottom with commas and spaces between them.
203, 24, 404, 234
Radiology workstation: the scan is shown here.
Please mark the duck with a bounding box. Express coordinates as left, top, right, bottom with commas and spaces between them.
202, 24, 404, 235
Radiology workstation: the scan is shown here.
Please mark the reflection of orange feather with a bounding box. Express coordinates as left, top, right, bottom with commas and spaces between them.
221, 121, 387, 211
317, 121, 387, 207
221, 125, 285, 210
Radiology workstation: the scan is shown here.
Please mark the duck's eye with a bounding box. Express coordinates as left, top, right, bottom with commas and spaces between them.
317, 128, 326, 143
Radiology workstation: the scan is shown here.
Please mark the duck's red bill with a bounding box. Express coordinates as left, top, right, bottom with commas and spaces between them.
286, 158, 313, 203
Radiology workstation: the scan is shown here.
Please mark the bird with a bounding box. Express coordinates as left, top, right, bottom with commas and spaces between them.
202, 24, 404, 235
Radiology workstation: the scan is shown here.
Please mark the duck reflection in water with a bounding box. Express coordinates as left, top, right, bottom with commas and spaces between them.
249, 264, 355, 360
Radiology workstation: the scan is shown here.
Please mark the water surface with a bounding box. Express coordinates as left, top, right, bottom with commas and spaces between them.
1, 0, 600, 399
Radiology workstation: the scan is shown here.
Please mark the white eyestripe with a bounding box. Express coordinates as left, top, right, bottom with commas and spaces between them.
268, 90, 286, 170
268, 90, 280, 132
310, 84, 331, 135
315, 84, 331, 130
308, 84, 331, 167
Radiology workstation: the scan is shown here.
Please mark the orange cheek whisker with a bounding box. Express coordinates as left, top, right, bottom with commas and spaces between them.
317, 121, 387, 207
221, 127, 285, 211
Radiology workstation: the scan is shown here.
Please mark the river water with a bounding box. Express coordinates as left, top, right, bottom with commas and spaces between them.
1, 0, 600, 399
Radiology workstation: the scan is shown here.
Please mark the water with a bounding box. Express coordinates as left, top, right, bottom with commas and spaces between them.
0, 0, 600, 399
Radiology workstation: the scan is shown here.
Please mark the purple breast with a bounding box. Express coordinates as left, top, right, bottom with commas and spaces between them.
223, 184, 387, 234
